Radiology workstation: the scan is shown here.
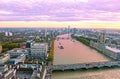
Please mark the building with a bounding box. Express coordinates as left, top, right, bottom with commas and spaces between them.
73, 28, 77, 34
19, 63, 43, 79
20, 43, 26, 48
107, 39, 112, 46
2, 69, 16, 79
98, 32, 106, 43
5, 32, 13, 37
90, 31, 120, 60
105, 46, 120, 60
10, 54, 26, 64
90, 41, 120, 60
0, 54, 12, 79
31, 43, 48, 59
0, 65, 8, 73
0, 65, 16, 79
0, 53, 10, 64
8, 48, 29, 57
26, 40, 34, 48
15, 54, 26, 63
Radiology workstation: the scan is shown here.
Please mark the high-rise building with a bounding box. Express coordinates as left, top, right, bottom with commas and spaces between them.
31, 43, 48, 59
73, 28, 77, 34
68, 25, 70, 38
68, 25, 70, 34
5, 32, 13, 37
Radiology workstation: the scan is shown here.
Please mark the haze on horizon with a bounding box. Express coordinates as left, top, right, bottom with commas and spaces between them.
0, 0, 120, 29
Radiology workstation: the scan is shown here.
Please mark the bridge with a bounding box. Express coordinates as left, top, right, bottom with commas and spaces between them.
55, 37, 70, 40
50, 61, 120, 71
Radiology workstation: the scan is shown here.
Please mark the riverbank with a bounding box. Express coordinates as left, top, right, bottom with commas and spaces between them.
71, 34, 97, 46
71, 34, 112, 61
48, 37, 54, 63
52, 34, 111, 79
53, 66, 120, 72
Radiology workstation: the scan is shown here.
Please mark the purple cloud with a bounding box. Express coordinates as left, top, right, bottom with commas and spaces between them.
0, 0, 120, 21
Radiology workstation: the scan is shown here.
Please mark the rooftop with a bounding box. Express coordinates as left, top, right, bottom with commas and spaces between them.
17, 54, 25, 59
33, 43, 47, 46
106, 46, 120, 53
27, 40, 33, 43
0, 53, 9, 58
8, 48, 28, 53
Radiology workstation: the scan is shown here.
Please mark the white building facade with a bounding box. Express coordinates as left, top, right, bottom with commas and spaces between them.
31, 43, 48, 59
90, 41, 120, 60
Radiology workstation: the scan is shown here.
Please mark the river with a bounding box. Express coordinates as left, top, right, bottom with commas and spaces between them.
52, 34, 120, 79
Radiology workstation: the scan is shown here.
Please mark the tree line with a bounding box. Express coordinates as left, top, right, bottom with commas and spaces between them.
0, 38, 27, 53
72, 35, 97, 46
48, 37, 54, 62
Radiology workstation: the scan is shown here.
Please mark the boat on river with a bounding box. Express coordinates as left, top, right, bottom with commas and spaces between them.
58, 45, 64, 49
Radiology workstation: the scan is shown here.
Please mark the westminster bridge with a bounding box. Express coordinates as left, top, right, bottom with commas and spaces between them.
49, 61, 120, 71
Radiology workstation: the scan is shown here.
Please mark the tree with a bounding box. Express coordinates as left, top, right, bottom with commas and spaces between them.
48, 37, 54, 61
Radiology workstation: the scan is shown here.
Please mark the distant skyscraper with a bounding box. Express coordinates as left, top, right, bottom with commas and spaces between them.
68, 25, 70, 38
68, 25, 70, 34
5, 32, 9, 36
5, 32, 13, 36
73, 28, 77, 34
45, 29, 47, 37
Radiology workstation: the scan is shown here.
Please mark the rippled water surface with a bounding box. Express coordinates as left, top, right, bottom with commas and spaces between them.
52, 34, 119, 79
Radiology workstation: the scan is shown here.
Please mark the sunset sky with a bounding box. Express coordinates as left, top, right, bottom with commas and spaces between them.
0, 0, 120, 29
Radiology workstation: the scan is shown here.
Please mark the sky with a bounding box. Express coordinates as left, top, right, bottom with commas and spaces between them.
0, 0, 120, 28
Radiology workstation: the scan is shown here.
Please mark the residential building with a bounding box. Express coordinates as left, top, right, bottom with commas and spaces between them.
5, 32, 13, 37
20, 43, 26, 48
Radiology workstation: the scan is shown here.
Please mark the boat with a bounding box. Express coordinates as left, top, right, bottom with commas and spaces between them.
58, 45, 64, 49
59, 45, 64, 49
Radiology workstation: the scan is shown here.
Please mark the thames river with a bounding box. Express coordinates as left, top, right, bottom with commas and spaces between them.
53, 34, 110, 65
52, 34, 120, 79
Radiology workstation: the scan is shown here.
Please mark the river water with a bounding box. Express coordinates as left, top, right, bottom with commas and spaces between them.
52, 34, 120, 79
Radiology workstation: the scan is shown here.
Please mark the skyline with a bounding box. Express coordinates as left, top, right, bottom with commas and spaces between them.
1, 21, 120, 29
0, 0, 120, 28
